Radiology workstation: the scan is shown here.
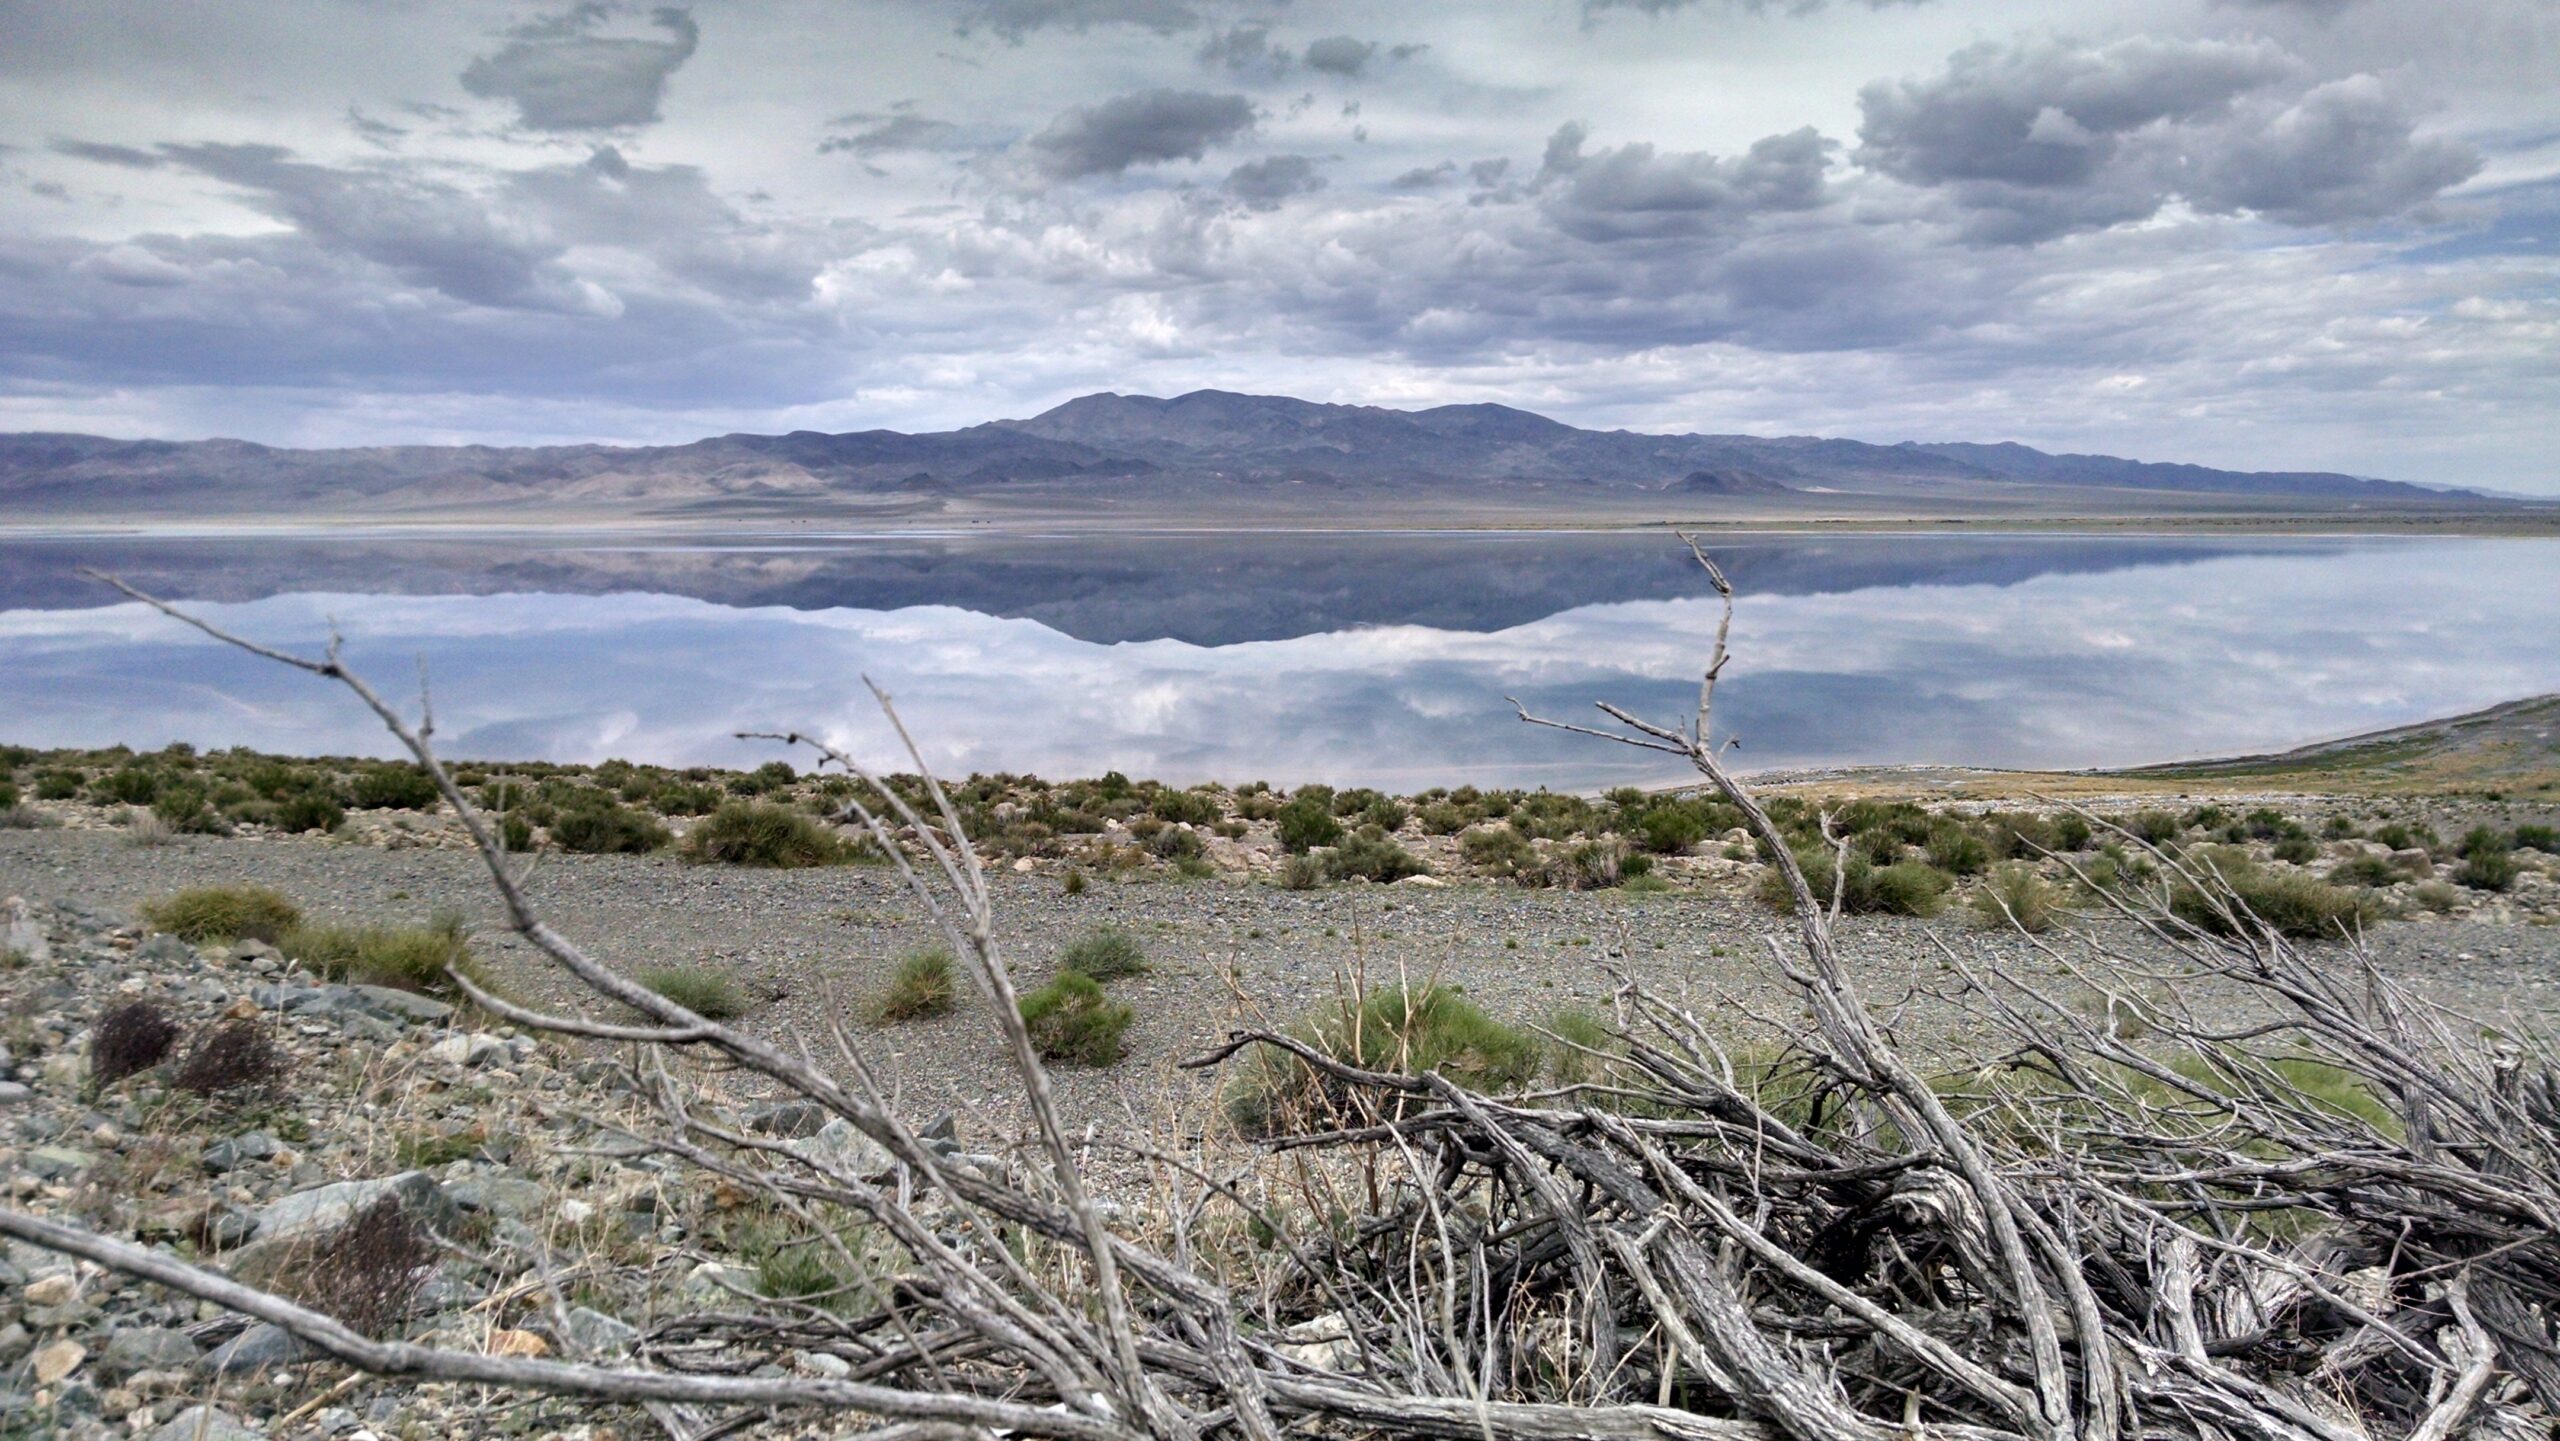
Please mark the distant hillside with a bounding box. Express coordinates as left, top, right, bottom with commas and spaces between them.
0, 388, 2498, 521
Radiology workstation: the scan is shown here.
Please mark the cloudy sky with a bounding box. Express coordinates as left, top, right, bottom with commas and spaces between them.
1, 0, 2553, 489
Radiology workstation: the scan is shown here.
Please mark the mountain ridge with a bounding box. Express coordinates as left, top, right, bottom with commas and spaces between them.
0, 388, 2493, 520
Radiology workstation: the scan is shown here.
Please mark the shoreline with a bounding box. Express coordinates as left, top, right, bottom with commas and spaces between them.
6, 507, 2559, 540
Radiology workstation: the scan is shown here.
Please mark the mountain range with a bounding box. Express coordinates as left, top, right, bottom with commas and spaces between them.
0, 389, 2495, 521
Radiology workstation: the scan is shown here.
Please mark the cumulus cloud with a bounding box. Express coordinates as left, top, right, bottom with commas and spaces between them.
460, 5, 700, 130
1026, 89, 1255, 179
1223, 154, 1325, 209
1539, 124, 1832, 240
1855, 36, 2477, 242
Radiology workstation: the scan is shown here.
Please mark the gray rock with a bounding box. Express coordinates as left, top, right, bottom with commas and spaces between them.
445, 1175, 545, 1218
562, 1306, 638, 1357
1, 903, 49, 964
199, 1323, 307, 1375
793, 1117, 893, 1181
0, 1082, 29, 1106
100, 1327, 200, 1376
745, 1101, 828, 1139
251, 1171, 453, 1245
344, 985, 452, 1025
149, 1404, 262, 1440
25, 1145, 94, 1180
200, 1132, 279, 1175
135, 934, 193, 964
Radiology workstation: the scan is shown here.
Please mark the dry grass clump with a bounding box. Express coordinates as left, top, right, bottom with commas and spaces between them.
1057, 925, 1147, 981
140, 884, 302, 943
172, 1018, 286, 1098
1227, 983, 1541, 1135
637, 963, 749, 1019
1018, 971, 1131, 1065
91, 1000, 180, 1086
279, 913, 482, 995
870, 948, 956, 1024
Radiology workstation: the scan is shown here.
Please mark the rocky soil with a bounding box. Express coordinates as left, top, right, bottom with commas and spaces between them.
3, 814, 2557, 1438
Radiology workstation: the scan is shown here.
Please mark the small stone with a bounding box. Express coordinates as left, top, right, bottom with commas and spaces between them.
445, 1175, 545, 1218
556, 1199, 594, 1225
744, 1101, 828, 1139
0, 1082, 30, 1106
101, 1328, 200, 1377
31, 1337, 85, 1385
793, 1117, 893, 1181
561, 1306, 638, 1357
487, 1329, 548, 1358
149, 1405, 261, 1441
25, 1145, 94, 1180
425, 1035, 472, 1066
22, 1272, 75, 1306
201, 1323, 307, 1375
135, 934, 192, 964
800, 1350, 852, 1379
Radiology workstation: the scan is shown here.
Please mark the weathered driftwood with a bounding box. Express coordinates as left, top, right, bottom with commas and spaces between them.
1, 560, 2551, 1441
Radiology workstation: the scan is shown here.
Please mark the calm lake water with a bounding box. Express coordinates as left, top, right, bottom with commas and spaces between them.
2, 530, 2553, 789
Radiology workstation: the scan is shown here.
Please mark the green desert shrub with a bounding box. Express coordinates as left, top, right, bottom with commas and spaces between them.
638, 964, 749, 1019
34, 770, 82, 801
1150, 788, 1222, 827
1758, 850, 1949, 917
274, 789, 346, 834
1278, 854, 1323, 890
142, 884, 302, 944
652, 782, 722, 816
2125, 809, 2184, 846
349, 765, 441, 811
0, 780, 15, 812
2327, 854, 2403, 888
1058, 925, 1147, 981
149, 780, 227, 835
1019, 971, 1133, 1066
2455, 847, 2522, 892
279, 914, 481, 995
91, 766, 163, 805
682, 802, 842, 866
2168, 853, 2377, 940
1923, 820, 1993, 877
2409, 880, 2463, 913
551, 802, 672, 856
1972, 863, 2069, 934
1227, 984, 1540, 1135
1459, 824, 1536, 875
1321, 833, 1428, 883
2271, 834, 2319, 864
2512, 823, 2557, 854
871, 948, 957, 1023
1272, 796, 1345, 854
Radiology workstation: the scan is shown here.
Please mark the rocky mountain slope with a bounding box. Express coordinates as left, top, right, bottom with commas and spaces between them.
0, 390, 2490, 521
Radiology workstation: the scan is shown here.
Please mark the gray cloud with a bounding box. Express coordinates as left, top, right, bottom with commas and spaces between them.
156, 143, 604, 314
1027, 89, 1255, 179
820, 113, 962, 156
1224, 154, 1325, 209
948, 0, 1204, 41
1302, 36, 1377, 77
1197, 24, 1288, 76
1856, 36, 2475, 242
460, 6, 700, 130
1390, 161, 1457, 190
49, 139, 164, 169
1540, 125, 1832, 239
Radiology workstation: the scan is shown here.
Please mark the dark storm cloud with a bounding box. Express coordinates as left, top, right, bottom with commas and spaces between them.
1855, 36, 2477, 242
1223, 154, 1325, 208
1539, 124, 1831, 239
1302, 36, 1377, 77
1027, 89, 1256, 179
460, 5, 700, 130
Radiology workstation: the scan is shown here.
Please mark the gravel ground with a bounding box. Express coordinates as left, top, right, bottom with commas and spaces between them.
7, 828, 2555, 1134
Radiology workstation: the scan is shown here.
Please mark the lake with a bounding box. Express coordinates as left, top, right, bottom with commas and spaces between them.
2, 529, 2554, 790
